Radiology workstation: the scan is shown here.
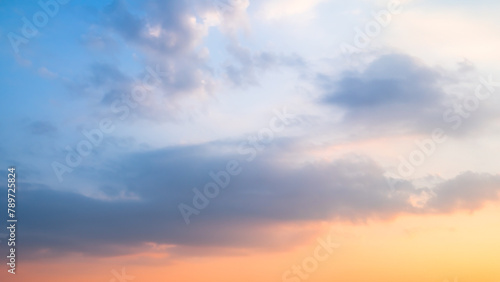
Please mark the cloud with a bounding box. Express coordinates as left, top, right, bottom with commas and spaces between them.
426, 172, 500, 213
101, 0, 206, 55
64, 0, 224, 121
320, 54, 446, 131
225, 42, 306, 87
323, 54, 441, 107
208, 0, 250, 34
258, 0, 326, 20
38, 67, 58, 79
8, 140, 500, 259
318, 53, 499, 136
80, 28, 119, 52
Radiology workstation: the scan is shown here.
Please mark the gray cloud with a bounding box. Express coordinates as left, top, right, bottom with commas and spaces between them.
7, 140, 500, 259
65, 0, 218, 122
225, 42, 306, 87
317, 53, 500, 138
426, 172, 500, 213
320, 54, 447, 133
101, 0, 205, 56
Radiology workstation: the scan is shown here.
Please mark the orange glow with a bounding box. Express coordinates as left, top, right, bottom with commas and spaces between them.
5, 204, 500, 282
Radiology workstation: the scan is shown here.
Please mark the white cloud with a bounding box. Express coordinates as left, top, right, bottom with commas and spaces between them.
258, 0, 326, 20
38, 67, 58, 79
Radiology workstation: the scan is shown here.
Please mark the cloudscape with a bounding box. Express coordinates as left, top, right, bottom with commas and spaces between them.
1, 0, 500, 281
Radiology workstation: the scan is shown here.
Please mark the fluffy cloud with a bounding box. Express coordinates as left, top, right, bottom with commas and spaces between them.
318, 53, 500, 136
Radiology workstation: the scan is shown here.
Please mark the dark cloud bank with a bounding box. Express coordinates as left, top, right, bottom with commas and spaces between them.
4, 141, 499, 259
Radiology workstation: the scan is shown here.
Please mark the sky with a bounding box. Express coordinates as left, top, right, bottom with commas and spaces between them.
0, 0, 500, 281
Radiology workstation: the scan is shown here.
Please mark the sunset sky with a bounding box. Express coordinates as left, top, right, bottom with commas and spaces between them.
1, 0, 500, 281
